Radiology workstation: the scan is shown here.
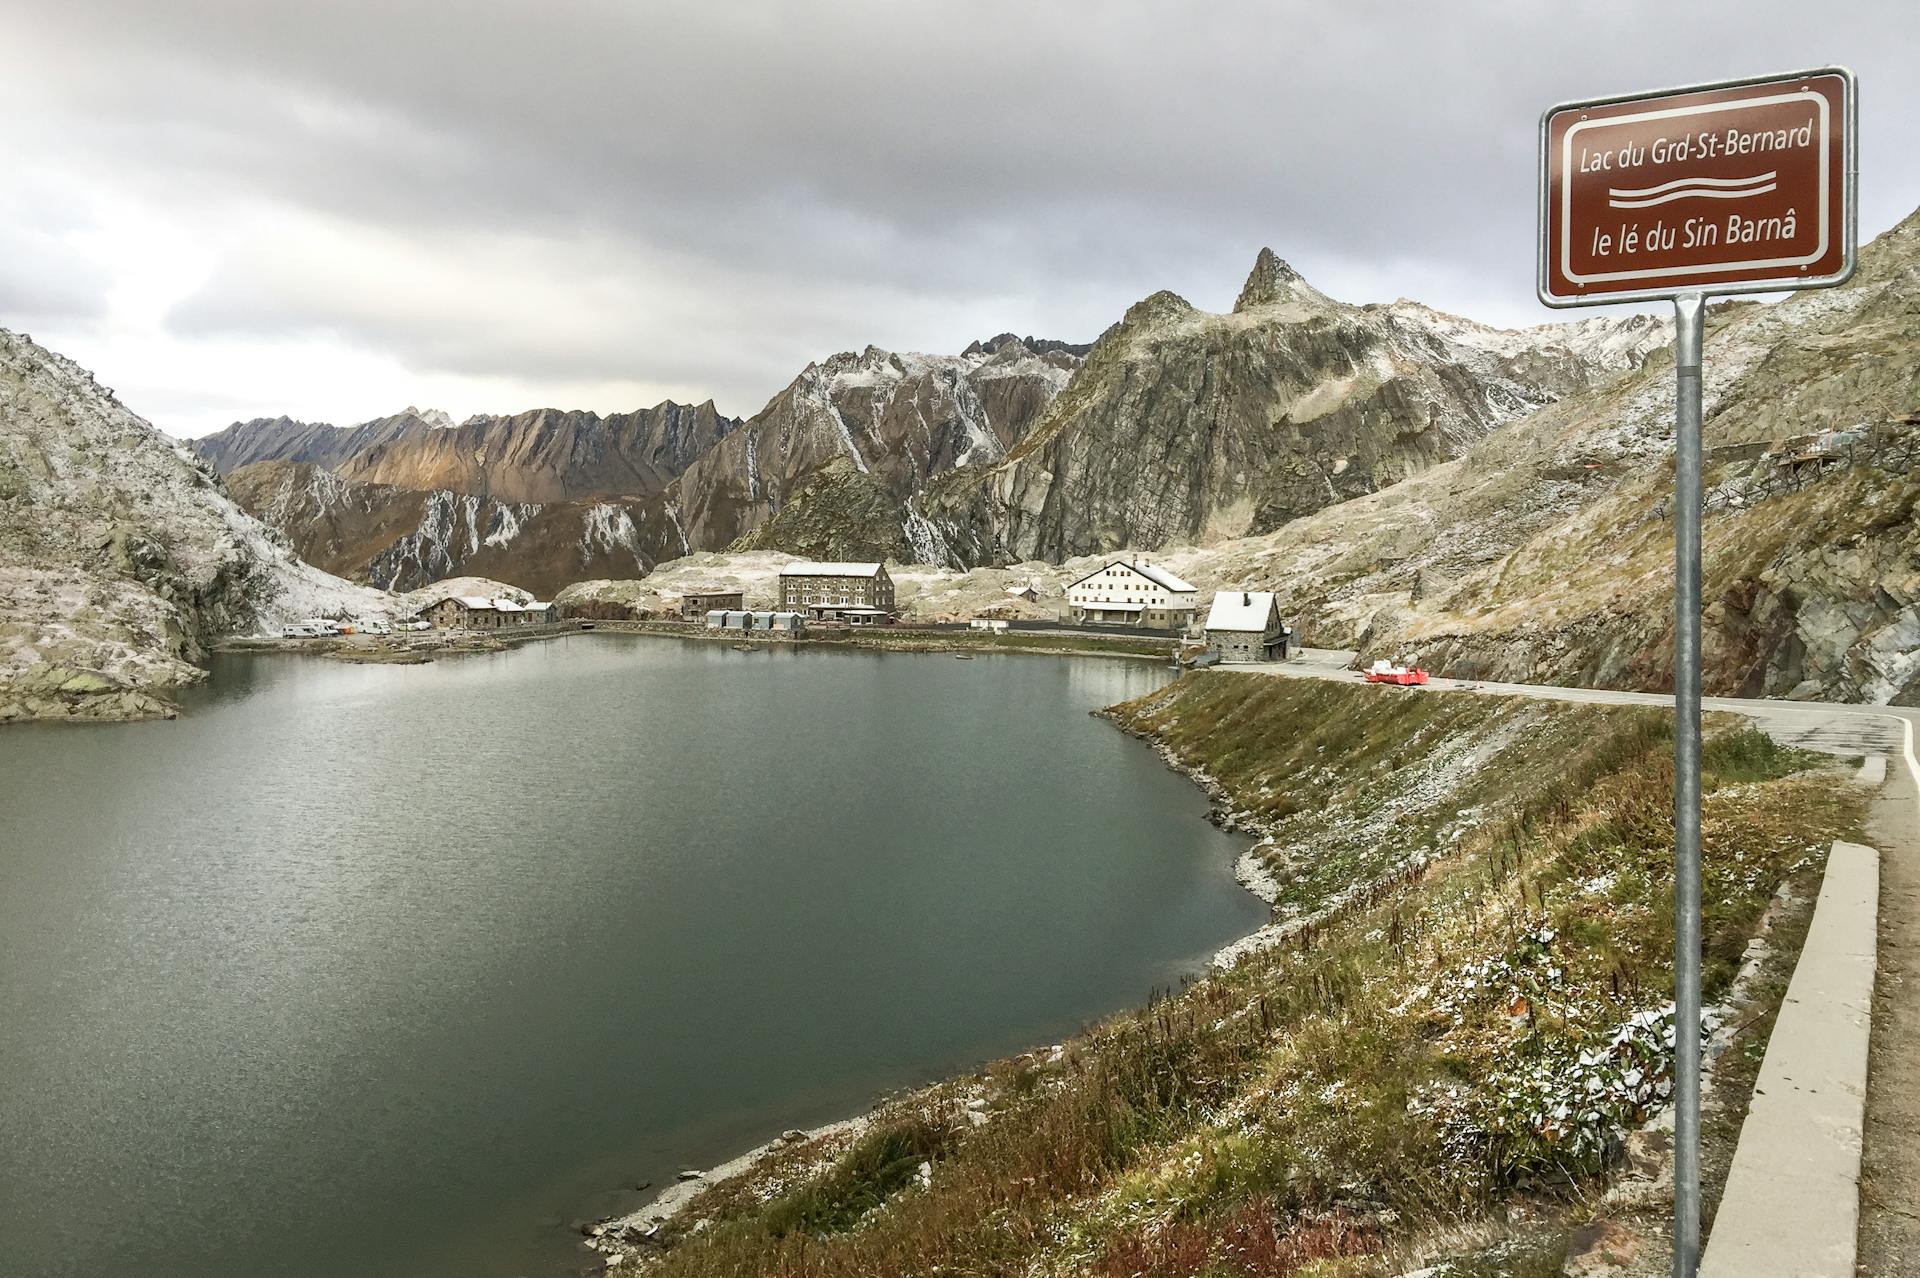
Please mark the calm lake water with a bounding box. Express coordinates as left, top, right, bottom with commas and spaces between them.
0, 637, 1262, 1278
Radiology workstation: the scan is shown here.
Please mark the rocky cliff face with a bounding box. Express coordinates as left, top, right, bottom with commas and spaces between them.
663, 339, 1080, 560
1132, 207, 1920, 704
0, 332, 389, 721
224, 459, 684, 597
915, 250, 1668, 564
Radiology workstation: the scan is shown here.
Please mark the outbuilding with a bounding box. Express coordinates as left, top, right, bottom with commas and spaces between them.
1203, 591, 1288, 662
677, 590, 745, 621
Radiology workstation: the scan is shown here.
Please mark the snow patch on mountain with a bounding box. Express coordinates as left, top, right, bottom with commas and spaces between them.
580, 503, 646, 569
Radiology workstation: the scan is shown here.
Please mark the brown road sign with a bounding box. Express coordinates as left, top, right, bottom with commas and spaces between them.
1539, 68, 1856, 306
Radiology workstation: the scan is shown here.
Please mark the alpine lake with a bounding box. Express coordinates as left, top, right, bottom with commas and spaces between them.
0, 635, 1264, 1278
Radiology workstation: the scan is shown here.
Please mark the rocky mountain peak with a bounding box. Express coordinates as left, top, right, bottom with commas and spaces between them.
1121, 290, 1197, 330
1233, 248, 1323, 313
402, 406, 456, 430
963, 334, 1094, 360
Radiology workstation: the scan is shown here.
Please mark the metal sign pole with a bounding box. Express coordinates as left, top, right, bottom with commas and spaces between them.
1671, 291, 1705, 1278
1540, 67, 1856, 1278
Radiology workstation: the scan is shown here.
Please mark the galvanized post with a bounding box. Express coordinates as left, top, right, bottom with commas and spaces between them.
1671, 291, 1705, 1278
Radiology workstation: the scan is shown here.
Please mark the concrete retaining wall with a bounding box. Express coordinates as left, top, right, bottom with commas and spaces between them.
1699, 839, 1879, 1277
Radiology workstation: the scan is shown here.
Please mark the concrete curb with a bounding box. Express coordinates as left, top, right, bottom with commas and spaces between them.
1699, 840, 1879, 1278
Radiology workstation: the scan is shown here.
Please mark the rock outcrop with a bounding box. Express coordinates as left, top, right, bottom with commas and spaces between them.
0, 331, 389, 722
726, 456, 912, 563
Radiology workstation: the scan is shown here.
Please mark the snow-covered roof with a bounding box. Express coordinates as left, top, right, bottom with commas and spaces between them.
1066, 559, 1198, 594
1206, 590, 1279, 631
449, 595, 549, 613
779, 561, 885, 577
1136, 563, 1197, 593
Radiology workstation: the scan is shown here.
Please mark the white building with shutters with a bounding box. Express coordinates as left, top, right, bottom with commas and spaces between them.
1064, 559, 1198, 629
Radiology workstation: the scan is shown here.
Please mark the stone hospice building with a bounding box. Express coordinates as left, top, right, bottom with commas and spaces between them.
777, 561, 897, 623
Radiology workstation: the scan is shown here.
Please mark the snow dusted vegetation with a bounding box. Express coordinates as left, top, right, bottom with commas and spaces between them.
0, 328, 391, 720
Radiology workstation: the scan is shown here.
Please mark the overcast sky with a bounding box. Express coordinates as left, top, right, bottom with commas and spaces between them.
3, 1, 1915, 437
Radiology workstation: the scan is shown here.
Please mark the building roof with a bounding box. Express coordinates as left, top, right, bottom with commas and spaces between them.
451, 595, 549, 613
1066, 559, 1198, 594
1206, 590, 1279, 631
779, 561, 884, 577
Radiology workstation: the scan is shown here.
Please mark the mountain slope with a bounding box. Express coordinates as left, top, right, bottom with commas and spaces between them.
0, 331, 389, 721
918, 249, 1669, 564
1118, 207, 1920, 704
335, 401, 737, 503
225, 458, 680, 597
665, 339, 1080, 559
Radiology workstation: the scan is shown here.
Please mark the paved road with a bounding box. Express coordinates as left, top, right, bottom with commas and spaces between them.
1216, 648, 1917, 761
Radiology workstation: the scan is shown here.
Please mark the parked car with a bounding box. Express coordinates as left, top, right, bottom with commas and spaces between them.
401, 619, 431, 632
362, 620, 392, 636
279, 622, 327, 639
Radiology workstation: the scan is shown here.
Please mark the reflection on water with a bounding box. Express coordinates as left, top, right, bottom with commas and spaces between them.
0, 637, 1261, 1278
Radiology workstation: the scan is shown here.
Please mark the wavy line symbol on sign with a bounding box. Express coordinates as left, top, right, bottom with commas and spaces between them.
1607, 172, 1778, 210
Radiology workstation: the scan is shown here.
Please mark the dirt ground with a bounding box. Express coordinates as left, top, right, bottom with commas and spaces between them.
1860, 751, 1920, 1277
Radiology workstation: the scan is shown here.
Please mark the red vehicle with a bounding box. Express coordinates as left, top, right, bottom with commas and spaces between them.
1362, 660, 1429, 686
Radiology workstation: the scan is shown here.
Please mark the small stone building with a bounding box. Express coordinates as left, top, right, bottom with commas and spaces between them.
677, 589, 745, 621
1203, 591, 1288, 662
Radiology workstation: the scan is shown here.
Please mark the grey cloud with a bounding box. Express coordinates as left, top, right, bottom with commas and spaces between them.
4, 0, 1916, 426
